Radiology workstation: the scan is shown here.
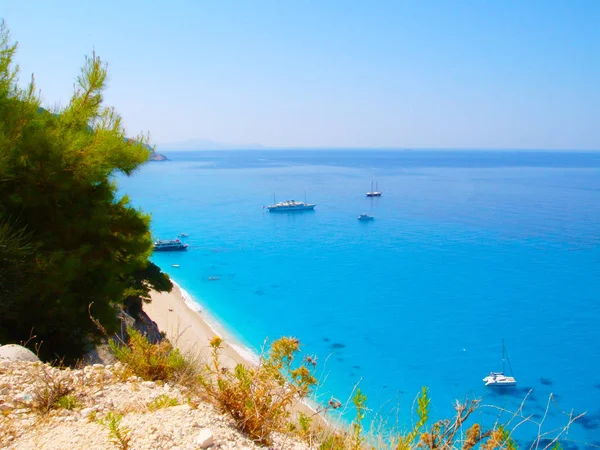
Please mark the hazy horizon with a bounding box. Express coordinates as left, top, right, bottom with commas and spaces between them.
3, 1, 600, 150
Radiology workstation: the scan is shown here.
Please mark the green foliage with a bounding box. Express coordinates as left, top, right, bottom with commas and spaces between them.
350, 389, 367, 450
99, 411, 131, 450
0, 21, 171, 362
109, 327, 186, 381
55, 394, 79, 410
200, 336, 318, 446
396, 386, 429, 450
146, 394, 179, 411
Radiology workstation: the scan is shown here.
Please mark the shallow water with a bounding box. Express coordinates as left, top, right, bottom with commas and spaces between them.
119, 150, 600, 447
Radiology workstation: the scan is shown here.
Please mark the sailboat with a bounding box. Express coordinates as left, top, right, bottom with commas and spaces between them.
483, 339, 517, 387
366, 179, 382, 197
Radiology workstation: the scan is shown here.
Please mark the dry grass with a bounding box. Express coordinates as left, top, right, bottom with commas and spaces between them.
105, 326, 585, 449
23, 363, 77, 414
109, 327, 190, 382
199, 336, 318, 446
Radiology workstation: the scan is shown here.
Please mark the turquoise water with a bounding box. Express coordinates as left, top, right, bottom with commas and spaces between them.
118, 150, 600, 448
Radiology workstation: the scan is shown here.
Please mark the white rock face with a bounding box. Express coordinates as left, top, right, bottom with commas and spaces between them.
0, 360, 311, 450
195, 429, 214, 448
0, 345, 39, 363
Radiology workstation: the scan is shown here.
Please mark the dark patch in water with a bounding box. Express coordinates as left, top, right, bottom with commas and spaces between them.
486, 386, 537, 401
336, 357, 344, 362
331, 343, 345, 349
594, 383, 600, 390
540, 377, 553, 386
352, 365, 360, 370
323, 337, 330, 342
576, 412, 600, 430
254, 289, 265, 296
383, 385, 388, 389
270, 284, 280, 288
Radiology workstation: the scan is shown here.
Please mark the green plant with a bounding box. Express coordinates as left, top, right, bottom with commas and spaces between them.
109, 327, 186, 381
0, 21, 171, 363
99, 412, 131, 450
27, 364, 74, 414
55, 394, 79, 410
146, 394, 179, 411
199, 336, 318, 446
350, 389, 367, 450
396, 386, 429, 450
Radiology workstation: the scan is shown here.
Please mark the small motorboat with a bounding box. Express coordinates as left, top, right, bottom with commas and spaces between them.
358, 213, 374, 221
171, 264, 180, 268
178, 233, 189, 238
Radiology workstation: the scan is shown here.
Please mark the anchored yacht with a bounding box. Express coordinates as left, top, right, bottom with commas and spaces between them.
153, 239, 188, 252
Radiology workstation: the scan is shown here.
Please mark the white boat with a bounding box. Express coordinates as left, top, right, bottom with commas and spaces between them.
358, 213, 374, 221
178, 233, 189, 238
153, 239, 188, 252
483, 339, 517, 387
366, 179, 382, 197
267, 193, 316, 212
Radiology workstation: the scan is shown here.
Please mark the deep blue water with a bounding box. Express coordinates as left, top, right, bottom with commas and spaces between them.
118, 150, 600, 448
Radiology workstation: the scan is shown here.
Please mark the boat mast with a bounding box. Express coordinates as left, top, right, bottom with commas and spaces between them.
304, 190, 307, 203
502, 338, 506, 373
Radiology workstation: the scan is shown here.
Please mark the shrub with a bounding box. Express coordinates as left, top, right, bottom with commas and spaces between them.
55, 394, 79, 410
99, 412, 131, 450
200, 336, 318, 446
26, 364, 74, 414
109, 327, 186, 381
147, 394, 179, 411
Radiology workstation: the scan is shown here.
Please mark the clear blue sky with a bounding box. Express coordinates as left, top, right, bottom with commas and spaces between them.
2, 1, 600, 149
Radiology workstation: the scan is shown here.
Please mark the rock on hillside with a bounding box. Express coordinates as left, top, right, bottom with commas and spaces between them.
0, 361, 310, 450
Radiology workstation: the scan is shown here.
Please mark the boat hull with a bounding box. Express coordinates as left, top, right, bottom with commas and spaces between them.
153, 246, 188, 252
366, 193, 382, 197
483, 373, 516, 387
267, 205, 316, 212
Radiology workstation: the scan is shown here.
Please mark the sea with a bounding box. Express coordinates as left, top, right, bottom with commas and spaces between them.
117, 150, 600, 449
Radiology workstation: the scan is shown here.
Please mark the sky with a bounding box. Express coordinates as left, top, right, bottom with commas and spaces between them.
2, 1, 600, 150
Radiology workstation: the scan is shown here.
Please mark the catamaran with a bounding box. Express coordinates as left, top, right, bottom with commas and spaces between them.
483, 339, 517, 387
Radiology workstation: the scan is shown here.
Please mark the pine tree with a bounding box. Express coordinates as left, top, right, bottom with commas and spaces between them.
0, 21, 171, 362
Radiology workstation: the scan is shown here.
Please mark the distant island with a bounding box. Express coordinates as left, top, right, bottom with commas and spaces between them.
149, 149, 168, 161
125, 138, 169, 161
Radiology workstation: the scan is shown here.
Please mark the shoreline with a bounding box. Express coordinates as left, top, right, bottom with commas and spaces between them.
144, 281, 329, 423
144, 281, 258, 368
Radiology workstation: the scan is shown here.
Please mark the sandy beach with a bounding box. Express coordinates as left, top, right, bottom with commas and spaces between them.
144, 283, 327, 423
144, 283, 254, 369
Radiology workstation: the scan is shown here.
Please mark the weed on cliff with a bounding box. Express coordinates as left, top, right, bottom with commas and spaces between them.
109, 327, 188, 382
24, 364, 76, 414
99, 411, 131, 450
199, 336, 318, 446
146, 394, 179, 411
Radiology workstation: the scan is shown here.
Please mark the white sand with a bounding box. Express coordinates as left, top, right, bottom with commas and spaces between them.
144, 283, 326, 422
144, 283, 253, 368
